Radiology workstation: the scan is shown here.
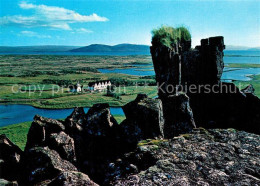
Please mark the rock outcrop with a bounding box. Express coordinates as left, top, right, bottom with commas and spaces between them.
121, 94, 164, 147
22, 147, 77, 184
150, 36, 260, 134
111, 128, 260, 185
25, 115, 65, 151
0, 134, 23, 181
162, 93, 196, 138
1, 101, 260, 185
77, 103, 121, 183
48, 131, 76, 163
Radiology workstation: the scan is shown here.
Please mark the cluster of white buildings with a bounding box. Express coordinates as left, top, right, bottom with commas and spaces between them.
88, 80, 112, 91
69, 80, 112, 93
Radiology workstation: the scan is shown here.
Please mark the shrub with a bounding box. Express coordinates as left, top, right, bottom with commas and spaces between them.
176, 26, 191, 42
42, 79, 73, 87
106, 86, 121, 100
152, 26, 178, 48
151, 25, 191, 48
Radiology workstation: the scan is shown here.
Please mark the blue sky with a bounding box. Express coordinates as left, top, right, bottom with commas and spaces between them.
0, 0, 259, 47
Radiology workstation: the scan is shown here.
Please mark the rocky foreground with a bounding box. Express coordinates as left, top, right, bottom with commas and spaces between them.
0, 101, 260, 185
0, 117, 260, 185
112, 128, 260, 185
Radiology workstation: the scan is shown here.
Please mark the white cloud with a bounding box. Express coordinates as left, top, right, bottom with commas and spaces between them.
0, 1, 108, 30
19, 30, 51, 38
75, 28, 93, 33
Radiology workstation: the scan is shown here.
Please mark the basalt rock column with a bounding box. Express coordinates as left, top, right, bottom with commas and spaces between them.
151, 40, 196, 137
180, 36, 225, 86
198, 36, 225, 85
150, 44, 182, 99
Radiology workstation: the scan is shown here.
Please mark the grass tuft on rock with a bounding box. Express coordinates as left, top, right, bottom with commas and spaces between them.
151, 25, 191, 48
176, 26, 191, 42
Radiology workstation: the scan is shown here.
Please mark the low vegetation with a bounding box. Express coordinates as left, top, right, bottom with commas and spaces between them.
151, 25, 191, 48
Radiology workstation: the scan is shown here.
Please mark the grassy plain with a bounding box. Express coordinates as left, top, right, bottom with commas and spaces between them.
0, 55, 156, 108
225, 63, 260, 68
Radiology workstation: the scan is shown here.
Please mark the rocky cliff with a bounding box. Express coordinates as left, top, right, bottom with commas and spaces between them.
1, 36, 260, 185
151, 36, 260, 134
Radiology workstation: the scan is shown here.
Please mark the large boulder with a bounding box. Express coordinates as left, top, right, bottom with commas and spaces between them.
22, 146, 77, 185
77, 104, 120, 183
84, 103, 118, 137
64, 107, 86, 165
122, 94, 164, 140
118, 119, 143, 149
49, 131, 76, 163
0, 134, 23, 181
162, 93, 196, 138
25, 115, 65, 151
64, 107, 85, 134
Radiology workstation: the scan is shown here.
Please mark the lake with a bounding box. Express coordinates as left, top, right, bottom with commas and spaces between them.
222, 68, 260, 81
98, 50, 260, 80
99, 67, 260, 82
0, 105, 124, 127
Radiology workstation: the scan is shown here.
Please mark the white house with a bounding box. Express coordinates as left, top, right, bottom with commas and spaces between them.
88, 80, 111, 91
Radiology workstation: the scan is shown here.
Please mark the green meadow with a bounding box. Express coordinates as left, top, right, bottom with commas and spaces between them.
0, 55, 156, 108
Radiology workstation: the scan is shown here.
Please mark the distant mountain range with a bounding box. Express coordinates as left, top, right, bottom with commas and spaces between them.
0, 44, 259, 53
69, 44, 150, 52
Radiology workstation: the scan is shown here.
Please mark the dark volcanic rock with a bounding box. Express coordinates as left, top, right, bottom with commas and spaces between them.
0, 134, 23, 181
188, 82, 260, 134
150, 45, 181, 98
64, 107, 85, 133
64, 107, 86, 166
162, 93, 196, 138
49, 131, 76, 163
197, 36, 225, 84
122, 94, 164, 139
22, 146, 77, 184
77, 103, 121, 183
118, 119, 143, 149
85, 103, 118, 137
49, 171, 98, 186
150, 36, 260, 134
111, 128, 260, 185
25, 115, 65, 151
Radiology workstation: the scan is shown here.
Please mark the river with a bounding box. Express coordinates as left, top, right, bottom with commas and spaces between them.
0, 105, 124, 127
